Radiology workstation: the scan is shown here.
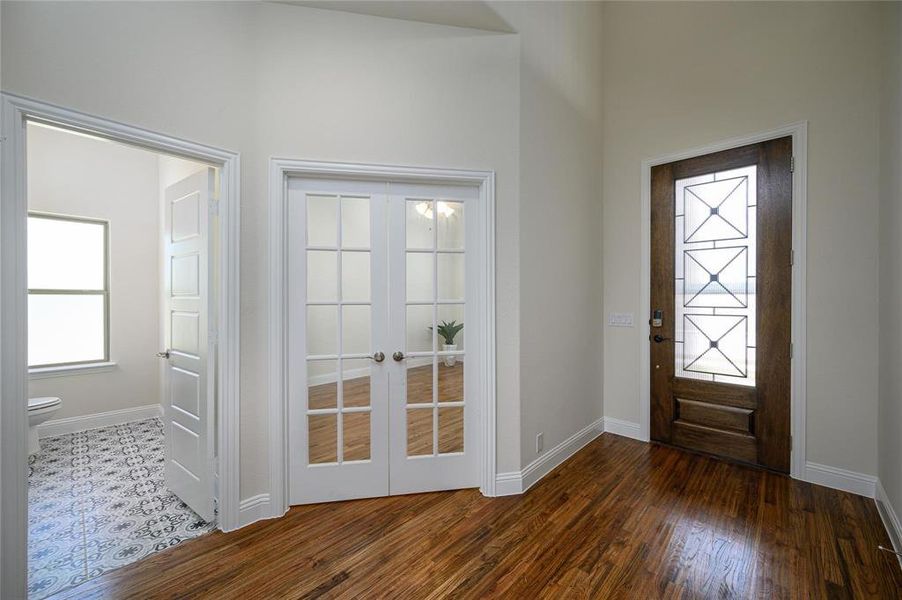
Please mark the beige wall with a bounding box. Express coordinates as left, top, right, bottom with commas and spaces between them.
27, 124, 161, 420
601, 1, 886, 475
491, 2, 605, 467
1, 0, 523, 497
878, 3, 902, 530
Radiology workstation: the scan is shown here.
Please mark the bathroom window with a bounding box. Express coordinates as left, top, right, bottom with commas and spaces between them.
27, 213, 109, 368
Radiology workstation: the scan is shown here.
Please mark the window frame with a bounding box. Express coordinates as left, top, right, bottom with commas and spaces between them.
27, 211, 111, 369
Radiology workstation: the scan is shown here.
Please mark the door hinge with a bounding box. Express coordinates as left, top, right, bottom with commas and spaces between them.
209, 197, 219, 216
209, 328, 218, 345
790, 156, 795, 173
791, 249, 795, 266
790, 342, 794, 359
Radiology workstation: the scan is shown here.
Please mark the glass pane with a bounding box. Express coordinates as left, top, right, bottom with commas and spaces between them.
342, 412, 370, 461
437, 253, 464, 301
28, 216, 105, 290
406, 253, 433, 302
341, 251, 370, 302
308, 414, 337, 464
307, 305, 337, 356
437, 304, 465, 352
675, 166, 756, 387
406, 200, 434, 250
341, 358, 370, 408
438, 355, 464, 403
406, 305, 434, 352
28, 294, 105, 366
407, 408, 433, 456
341, 196, 370, 248
307, 194, 337, 247
307, 250, 337, 302
406, 362, 433, 405
437, 201, 464, 250
341, 305, 370, 355
438, 407, 464, 453
307, 360, 337, 410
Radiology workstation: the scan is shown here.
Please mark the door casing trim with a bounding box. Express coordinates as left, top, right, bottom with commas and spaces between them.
0, 92, 242, 598
639, 122, 808, 479
268, 158, 497, 518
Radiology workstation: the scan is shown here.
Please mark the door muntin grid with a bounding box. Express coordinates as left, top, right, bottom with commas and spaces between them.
305, 193, 374, 465
674, 166, 757, 387
405, 198, 465, 457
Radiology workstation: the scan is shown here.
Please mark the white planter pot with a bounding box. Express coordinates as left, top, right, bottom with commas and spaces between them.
442, 344, 458, 367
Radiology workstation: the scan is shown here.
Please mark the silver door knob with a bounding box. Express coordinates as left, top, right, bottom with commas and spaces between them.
371, 351, 385, 363
392, 351, 405, 362
156, 350, 171, 359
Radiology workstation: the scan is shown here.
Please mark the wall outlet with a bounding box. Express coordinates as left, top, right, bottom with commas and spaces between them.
536, 432, 544, 453
608, 312, 634, 327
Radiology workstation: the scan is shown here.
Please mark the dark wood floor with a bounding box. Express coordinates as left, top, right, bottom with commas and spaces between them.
55, 434, 902, 599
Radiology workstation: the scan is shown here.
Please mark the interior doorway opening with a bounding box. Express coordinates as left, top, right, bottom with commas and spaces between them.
24, 121, 218, 598
0, 93, 241, 600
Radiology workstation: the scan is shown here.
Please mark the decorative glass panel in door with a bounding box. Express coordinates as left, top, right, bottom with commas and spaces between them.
389, 185, 478, 495
288, 180, 389, 504
674, 166, 756, 386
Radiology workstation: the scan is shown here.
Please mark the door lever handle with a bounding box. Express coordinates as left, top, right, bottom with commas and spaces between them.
392, 351, 406, 362
156, 350, 171, 359
371, 351, 385, 363
652, 335, 672, 343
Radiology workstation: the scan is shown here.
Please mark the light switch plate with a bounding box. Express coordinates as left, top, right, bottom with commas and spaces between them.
608, 312, 634, 327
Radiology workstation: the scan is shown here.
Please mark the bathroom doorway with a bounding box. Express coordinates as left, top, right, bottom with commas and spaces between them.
0, 94, 242, 599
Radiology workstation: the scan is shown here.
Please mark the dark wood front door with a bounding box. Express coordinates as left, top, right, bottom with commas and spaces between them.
650, 137, 792, 472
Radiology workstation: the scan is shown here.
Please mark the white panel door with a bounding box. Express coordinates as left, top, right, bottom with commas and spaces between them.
387, 183, 479, 494
162, 168, 215, 521
288, 178, 390, 504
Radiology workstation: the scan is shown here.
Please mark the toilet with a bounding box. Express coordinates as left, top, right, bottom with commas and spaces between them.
28, 397, 61, 455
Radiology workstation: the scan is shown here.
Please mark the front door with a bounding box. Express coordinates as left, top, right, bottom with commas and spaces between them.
288, 178, 479, 504
649, 137, 792, 472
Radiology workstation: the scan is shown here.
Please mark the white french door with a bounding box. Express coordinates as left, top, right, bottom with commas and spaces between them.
288, 178, 479, 505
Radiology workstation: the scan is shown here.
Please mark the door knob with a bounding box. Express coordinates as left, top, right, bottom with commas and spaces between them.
156, 350, 171, 359
371, 351, 385, 363
392, 351, 406, 362
652, 335, 671, 343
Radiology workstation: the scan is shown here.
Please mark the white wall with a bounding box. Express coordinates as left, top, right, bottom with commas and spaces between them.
26, 123, 161, 420
1, 0, 522, 497
878, 3, 902, 532
601, 1, 887, 476
491, 2, 605, 468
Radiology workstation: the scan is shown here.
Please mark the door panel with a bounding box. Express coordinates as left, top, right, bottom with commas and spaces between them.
163, 168, 215, 521
650, 137, 792, 472
388, 183, 479, 495
288, 179, 389, 504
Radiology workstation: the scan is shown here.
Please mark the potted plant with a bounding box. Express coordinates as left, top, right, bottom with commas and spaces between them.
430, 320, 463, 367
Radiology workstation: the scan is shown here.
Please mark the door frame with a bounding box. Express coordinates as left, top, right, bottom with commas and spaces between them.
639, 121, 808, 479
269, 158, 496, 518
1, 93, 242, 597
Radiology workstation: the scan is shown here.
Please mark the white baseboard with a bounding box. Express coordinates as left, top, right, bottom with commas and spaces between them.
238, 493, 274, 528
803, 461, 877, 498
38, 403, 163, 438
602, 416, 643, 441
494, 471, 524, 496
493, 417, 605, 495
308, 357, 433, 386
876, 480, 902, 569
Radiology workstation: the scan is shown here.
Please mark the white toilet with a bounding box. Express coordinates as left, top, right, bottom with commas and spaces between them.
28, 396, 61, 455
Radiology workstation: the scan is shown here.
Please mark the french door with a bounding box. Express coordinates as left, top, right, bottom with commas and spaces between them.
650, 137, 792, 472
288, 178, 479, 504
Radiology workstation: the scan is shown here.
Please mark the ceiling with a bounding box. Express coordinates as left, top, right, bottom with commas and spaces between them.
277, 1, 516, 33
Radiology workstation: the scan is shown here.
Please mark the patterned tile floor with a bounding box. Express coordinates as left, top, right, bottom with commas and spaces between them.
27, 418, 215, 599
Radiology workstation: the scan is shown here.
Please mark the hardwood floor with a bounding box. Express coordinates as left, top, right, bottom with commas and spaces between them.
308, 362, 464, 462
55, 434, 902, 599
